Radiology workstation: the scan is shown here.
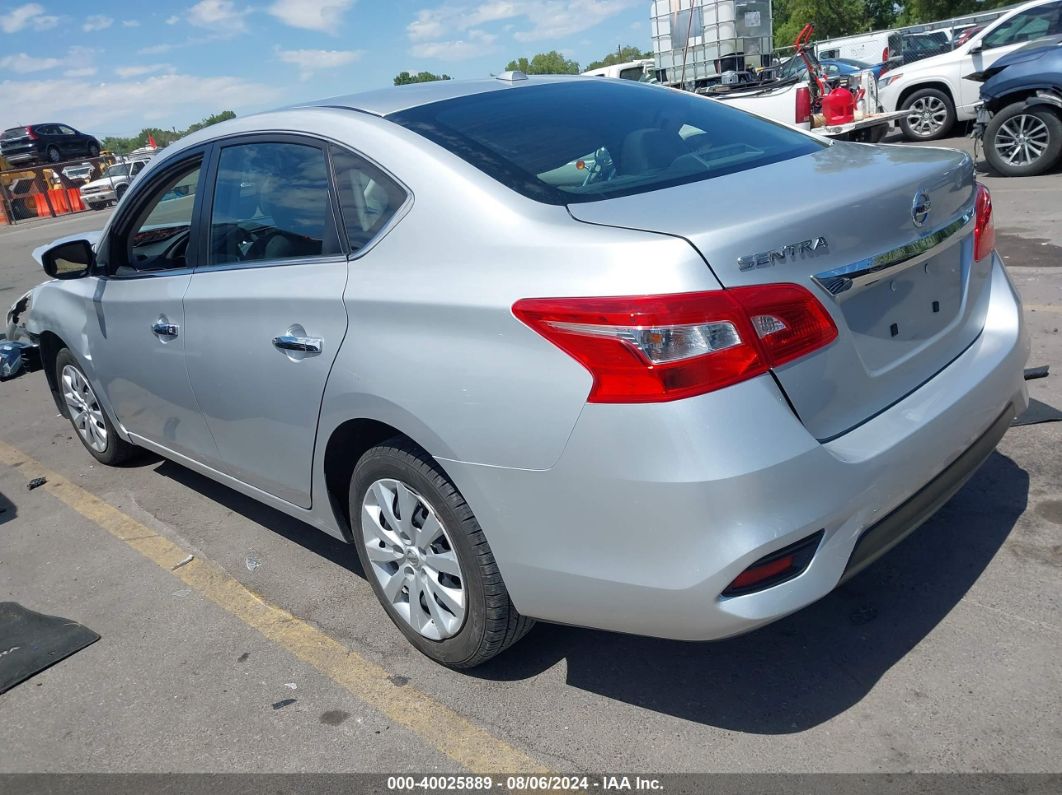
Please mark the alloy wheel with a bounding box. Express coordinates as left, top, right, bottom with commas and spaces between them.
361, 478, 466, 640
994, 113, 1050, 167
906, 96, 948, 137
61, 364, 108, 453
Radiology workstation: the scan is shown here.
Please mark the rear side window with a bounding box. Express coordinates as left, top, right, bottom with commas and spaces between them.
329, 145, 407, 252
388, 80, 824, 205
207, 141, 340, 266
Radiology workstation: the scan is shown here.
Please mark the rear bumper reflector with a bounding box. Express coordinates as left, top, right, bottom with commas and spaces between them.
722, 530, 824, 597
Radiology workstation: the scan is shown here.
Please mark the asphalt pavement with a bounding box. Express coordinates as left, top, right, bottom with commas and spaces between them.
1, 135, 1060, 775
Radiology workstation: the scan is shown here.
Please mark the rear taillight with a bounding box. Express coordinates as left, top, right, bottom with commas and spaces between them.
25, 126, 37, 140
512, 285, 837, 403
795, 86, 811, 125
974, 182, 995, 261
882, 46, 889, 62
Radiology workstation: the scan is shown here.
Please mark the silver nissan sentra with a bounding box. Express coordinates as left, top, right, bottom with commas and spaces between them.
20, 75, 1029, 667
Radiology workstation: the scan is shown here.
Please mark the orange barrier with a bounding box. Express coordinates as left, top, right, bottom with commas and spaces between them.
67, 188, 84, 211
48, 189, 70, 214
32, 193, 50, 218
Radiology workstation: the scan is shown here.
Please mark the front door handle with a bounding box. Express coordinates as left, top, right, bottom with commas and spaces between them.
152, 321, 179, 337
272, 334, 322, 353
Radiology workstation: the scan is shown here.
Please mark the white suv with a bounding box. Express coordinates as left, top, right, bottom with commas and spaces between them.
879, 0, 1062, 140
78, 158, 151, 209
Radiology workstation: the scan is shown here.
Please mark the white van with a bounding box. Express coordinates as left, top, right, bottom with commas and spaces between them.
581, 59, 654, 80
815, 31, 902, 65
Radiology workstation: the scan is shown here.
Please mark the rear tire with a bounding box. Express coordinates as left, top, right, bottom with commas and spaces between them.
984, 103, 1062, 177
899, 88, 956, 141
350, 437, 533, 668
87, 202, 105, 211
55, 349, 137, 466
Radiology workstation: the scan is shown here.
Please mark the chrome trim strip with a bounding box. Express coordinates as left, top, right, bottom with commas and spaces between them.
812, 209, 973, 300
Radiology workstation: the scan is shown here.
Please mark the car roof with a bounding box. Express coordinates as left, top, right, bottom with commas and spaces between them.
294, 74, 584, 117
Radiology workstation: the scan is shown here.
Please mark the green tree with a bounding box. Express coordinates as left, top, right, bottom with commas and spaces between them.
585, 44, 653, 72
505, 50, 580, 75
774, 0, 868, 46
100, 110, 237, 154
897, 0, 1013, 25
393, 71, 452, 86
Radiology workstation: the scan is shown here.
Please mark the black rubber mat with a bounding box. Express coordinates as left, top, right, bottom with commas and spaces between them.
1012, 398, 1062, 428
0, 602, 99, 693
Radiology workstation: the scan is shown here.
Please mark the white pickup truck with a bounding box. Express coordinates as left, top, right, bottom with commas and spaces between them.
703, 75, 905, 141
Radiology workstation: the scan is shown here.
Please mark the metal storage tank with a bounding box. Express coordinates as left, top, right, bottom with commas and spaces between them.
651, 0, 773, 87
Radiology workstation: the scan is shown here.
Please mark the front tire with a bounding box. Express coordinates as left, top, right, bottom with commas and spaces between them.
46, 145, 61, 163
899, 88, 956, 141
115, 183, 128, 201
87, 202, 105, 211
984, 103, 1062, 177
350, 437, 533, 668
55, 349, 137, 465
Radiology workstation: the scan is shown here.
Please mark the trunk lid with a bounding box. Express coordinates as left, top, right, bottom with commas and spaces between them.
567, 142, 990, 440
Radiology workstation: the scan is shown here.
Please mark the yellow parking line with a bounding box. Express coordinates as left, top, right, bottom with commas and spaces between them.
0, 440, 548, 775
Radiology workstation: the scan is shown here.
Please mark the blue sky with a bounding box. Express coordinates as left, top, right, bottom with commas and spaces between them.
0, 1, 650, 137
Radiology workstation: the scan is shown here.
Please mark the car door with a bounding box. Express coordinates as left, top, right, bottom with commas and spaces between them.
182, 136, 362, 508
56, 125, 78, 158
960, 2, 1062, 109
88, 148, 219, 463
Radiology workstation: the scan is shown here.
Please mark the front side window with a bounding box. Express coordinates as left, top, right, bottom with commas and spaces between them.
114, 161, 201, 274
58, 125, 76, 135
329, 145, 407, 253
982, 4, 1061, 49
207, 141, 338, 266
389, 81, 824, 205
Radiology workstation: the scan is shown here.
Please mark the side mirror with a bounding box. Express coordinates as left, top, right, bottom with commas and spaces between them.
969, 42, 983, 54
42, 239, 94, 280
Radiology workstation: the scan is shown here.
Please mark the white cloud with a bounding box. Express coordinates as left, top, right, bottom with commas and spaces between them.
0, 72, 281, 135
407, 0, 639, 47
115, 63, 174, 78
0, 45, 97, 75
122, 20, 141, 28
410, 29, 498, 61
0, 52, 63, 74
276, 47, 362, 80
165, 15, 180, 25
83, 15, 114, 32
268, 0, 353, 32
1, 2, 57, 33
188, 0, 249, 32
64, 66, 97, 77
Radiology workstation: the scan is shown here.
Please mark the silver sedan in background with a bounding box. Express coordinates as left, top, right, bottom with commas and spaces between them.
22, 75, 1028, 667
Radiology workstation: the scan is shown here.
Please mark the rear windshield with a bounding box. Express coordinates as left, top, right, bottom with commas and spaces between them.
387, 80, 824, 205
1, 127, 29, 140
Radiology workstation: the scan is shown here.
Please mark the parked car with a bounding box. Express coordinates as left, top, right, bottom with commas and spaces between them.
972, 34, 1062, 176
901, 30, 953, 64
879, 0, 1062, 140
79, 159, 150, 209
778, 55, 885, 82
61, 163, 95, 185
955, 25, 986, 47
0, 124, 101, 165
20, 76, 1028, 667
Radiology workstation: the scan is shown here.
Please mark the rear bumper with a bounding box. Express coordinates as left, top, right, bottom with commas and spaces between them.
443, 253, 1028, 640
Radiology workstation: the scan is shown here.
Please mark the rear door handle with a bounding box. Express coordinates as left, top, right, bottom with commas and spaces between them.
152, 321, 179, 337
272, 334, 322, 353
